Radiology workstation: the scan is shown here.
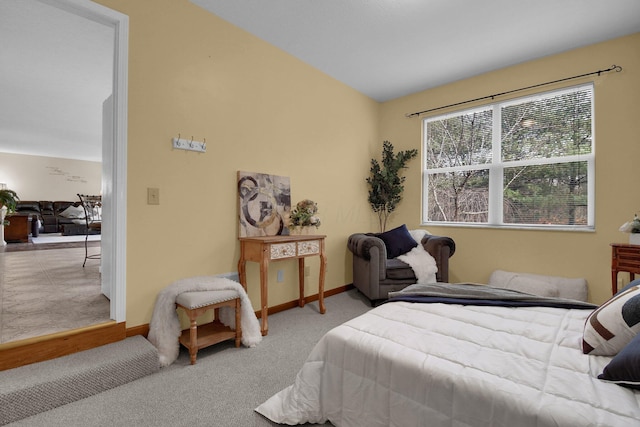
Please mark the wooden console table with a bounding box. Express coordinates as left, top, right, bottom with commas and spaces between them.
238, 235, 327, 335
611, 243, 640, 295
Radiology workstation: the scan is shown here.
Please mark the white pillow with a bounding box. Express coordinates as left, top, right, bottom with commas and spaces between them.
488, 270, 588, 302
59, 205, 85, 219
583, 284, 640, 355
502, 275, 559, 298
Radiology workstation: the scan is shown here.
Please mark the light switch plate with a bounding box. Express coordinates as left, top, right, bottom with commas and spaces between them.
147, 187, 159, 205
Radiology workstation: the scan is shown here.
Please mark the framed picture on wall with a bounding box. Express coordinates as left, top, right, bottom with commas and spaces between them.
237, 171, 291, 237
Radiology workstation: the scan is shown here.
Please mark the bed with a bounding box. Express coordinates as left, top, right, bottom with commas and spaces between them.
256, 282, 640, 426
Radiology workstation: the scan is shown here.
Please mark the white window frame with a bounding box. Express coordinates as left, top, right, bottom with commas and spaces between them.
421, 83, 595, 231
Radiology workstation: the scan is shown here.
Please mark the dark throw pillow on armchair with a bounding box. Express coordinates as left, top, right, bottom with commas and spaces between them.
377, 224, 417, 259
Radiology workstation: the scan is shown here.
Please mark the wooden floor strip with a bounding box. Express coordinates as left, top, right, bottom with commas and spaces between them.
0, 322, 125, 371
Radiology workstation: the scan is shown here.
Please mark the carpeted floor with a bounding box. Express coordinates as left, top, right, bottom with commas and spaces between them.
8, 289, 373, 426
0, 245, 108, 343
1, 336, 159, 425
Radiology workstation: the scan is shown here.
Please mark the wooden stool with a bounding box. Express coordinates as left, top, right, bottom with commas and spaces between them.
175, 290, 242, 365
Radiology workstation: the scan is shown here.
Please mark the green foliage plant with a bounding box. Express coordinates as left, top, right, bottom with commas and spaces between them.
619, 214, 640, 234
0, 188, 19, 226
289, 199, 321, 228
366, 141, 418, 232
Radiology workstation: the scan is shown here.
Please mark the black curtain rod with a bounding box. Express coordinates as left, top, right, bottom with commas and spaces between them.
405, 64, 623, 118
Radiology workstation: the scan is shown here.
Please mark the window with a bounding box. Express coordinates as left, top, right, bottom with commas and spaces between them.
422, 84, 594, 229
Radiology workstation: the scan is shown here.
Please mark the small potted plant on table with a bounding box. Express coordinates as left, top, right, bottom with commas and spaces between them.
620, 214, 640, 245
288, 199, 321, 235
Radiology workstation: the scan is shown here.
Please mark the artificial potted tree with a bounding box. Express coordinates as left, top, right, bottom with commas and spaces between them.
366, 141, 418, 232
0, 186, 19, 245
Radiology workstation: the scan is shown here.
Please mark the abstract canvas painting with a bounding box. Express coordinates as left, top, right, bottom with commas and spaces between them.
237, 171, 291, 237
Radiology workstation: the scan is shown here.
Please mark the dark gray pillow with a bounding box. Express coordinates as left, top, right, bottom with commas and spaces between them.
599, 332, 640, 390
376, 224, 417, 259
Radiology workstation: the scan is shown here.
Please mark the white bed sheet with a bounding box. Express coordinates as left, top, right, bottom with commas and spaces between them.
256, 301, 640, 426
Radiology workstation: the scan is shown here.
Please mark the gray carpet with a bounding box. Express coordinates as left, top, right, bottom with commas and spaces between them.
0, 336, 159, 425
0, 246, 108, 344
7, 289, 372, 426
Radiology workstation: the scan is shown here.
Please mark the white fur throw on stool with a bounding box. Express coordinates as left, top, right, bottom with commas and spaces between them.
148, 276, 262, 367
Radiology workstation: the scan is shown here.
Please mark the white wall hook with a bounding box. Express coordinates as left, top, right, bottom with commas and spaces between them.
172, 136, 206, 153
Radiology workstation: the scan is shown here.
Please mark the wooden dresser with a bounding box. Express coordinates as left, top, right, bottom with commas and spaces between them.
610, 243, 640, 294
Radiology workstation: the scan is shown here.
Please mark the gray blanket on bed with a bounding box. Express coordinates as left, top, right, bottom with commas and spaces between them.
388, 282, 597, 309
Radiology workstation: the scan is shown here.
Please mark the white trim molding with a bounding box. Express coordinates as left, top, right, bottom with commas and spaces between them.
38, 0, 129, 323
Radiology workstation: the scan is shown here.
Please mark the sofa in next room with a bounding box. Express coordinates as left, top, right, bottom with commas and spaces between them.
14, 200, 96, 235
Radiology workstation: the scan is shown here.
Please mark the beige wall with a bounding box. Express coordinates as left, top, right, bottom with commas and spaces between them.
379, 33, 640, 305
97, 0, 638, 328
0, 152, 100, 201
99, 0, 379, 327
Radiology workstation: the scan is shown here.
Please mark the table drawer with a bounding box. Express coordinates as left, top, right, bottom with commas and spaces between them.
616, 250, 640, 262
618, 260, 640, 270
269, 240, 321, 259
270, 243, 297, 259
297, 240, 320, 256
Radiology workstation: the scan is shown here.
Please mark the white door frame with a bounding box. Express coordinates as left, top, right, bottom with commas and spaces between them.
38, 0, 128, 322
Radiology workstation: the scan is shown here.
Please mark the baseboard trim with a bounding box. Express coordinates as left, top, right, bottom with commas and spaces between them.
126, 323, 149, 338
0, 321, 126, 371
0, 285, 355, 371
264, 284, 354, 318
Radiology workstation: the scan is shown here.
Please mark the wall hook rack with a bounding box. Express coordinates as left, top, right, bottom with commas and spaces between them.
172, 134, 206, 153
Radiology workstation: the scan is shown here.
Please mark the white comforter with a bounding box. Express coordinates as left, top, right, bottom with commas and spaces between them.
256, 301, 640, 426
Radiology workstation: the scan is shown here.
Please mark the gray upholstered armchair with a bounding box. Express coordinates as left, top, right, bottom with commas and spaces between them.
347, 229, 455, 305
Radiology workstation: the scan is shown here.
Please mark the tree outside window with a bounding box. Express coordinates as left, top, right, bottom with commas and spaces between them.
423, 84, 594, 229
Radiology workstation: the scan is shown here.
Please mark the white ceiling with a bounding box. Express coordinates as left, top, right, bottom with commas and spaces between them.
0, 0, 113, 162
192, 0, 640, 102
1, 1, 639, 161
